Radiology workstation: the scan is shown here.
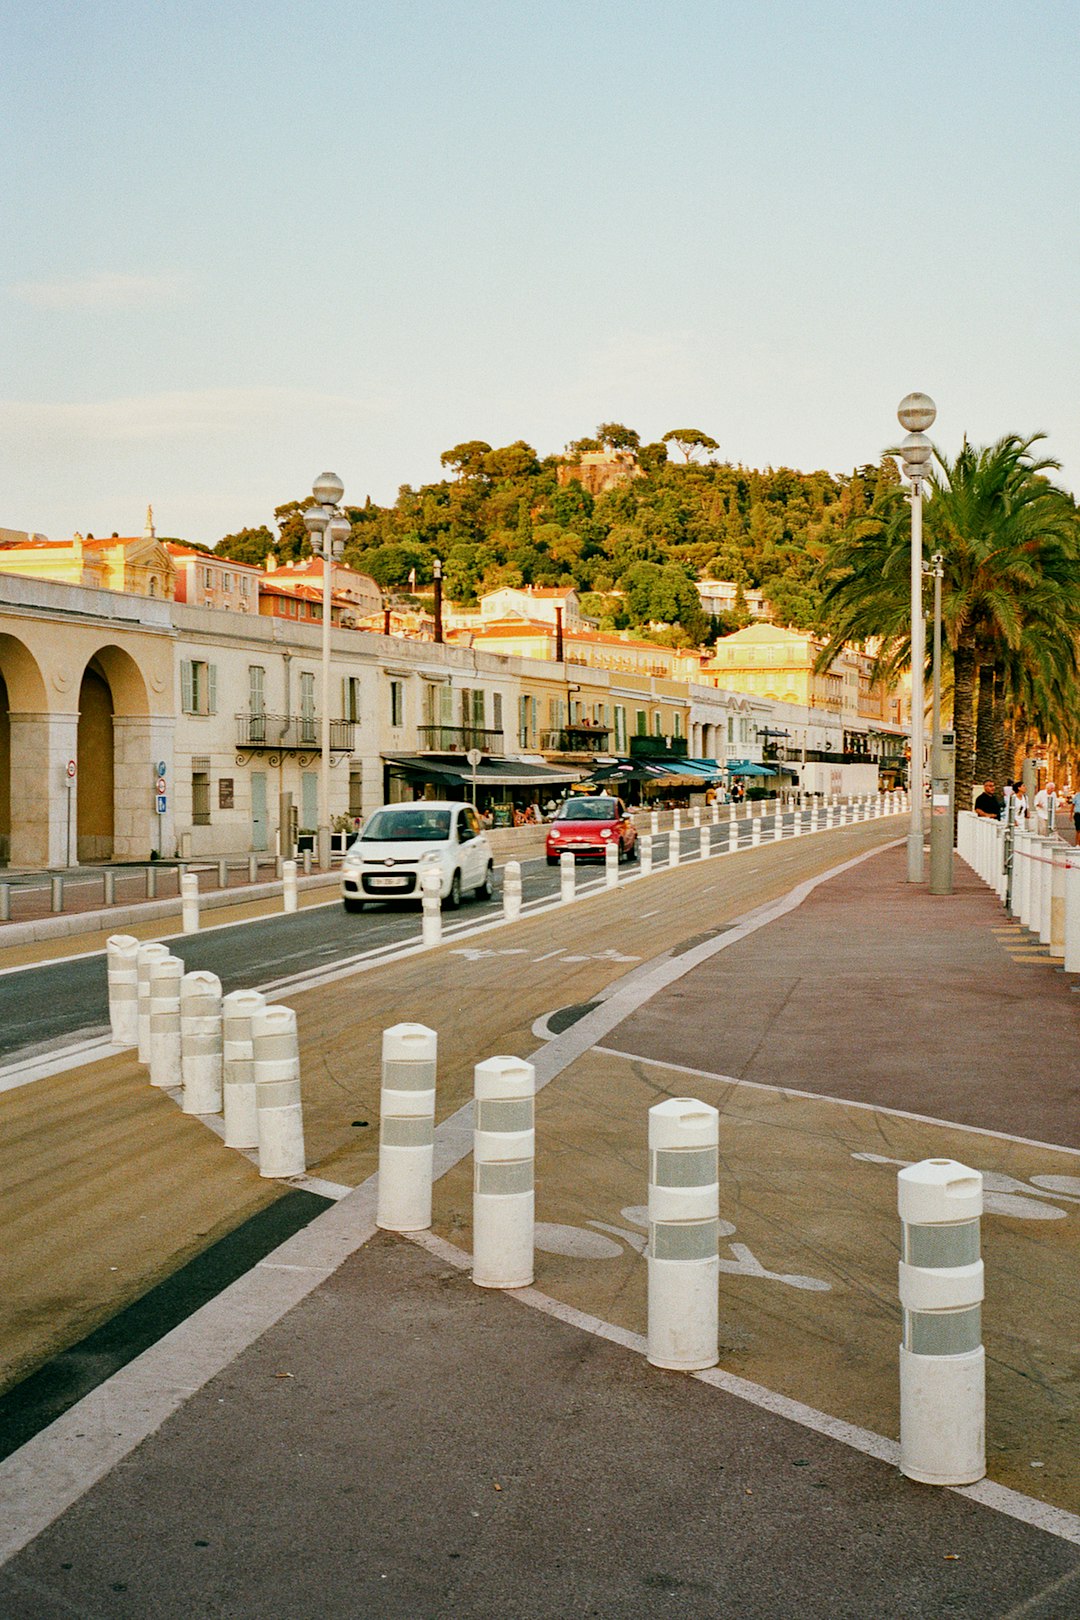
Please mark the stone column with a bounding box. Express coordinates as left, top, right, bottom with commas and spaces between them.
113, 715, 175, 861
8, 710, 79, 868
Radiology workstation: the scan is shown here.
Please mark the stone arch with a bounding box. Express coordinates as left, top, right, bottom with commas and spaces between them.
0, 635, 48, 866
84, 642, 151, 718
77, 660, 115, 860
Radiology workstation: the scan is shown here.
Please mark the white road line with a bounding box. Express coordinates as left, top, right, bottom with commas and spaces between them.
592, 1048, 1080, 1161
407, 1229, 1080, 1549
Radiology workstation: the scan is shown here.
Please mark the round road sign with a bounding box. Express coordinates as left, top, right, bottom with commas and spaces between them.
66, 759, 76, 778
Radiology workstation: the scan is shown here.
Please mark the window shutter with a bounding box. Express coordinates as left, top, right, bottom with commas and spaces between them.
181, 660, 194, 713
207, 664, 217, 714
341, 675, 348, 720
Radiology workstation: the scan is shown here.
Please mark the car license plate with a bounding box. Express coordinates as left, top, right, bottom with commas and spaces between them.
368, 875, 410, 889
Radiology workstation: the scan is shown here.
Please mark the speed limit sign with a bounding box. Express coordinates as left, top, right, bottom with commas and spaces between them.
156, 775, 167, 795
66, 759, 76, 779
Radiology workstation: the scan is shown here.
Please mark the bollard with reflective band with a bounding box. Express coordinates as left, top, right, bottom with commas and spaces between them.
650, 810, 660, 837
699, 823, 709, 861
502, 859, 522, 923
106, 934, 140, 1047
377, 1022, 437, 1231
222, 989, 266, 1149
672, 808, 681, 838
605, 839, 619, 888
472, 1055, 535, 1288
711, 802, 720, 825
810, 805, 819, 832
773, 806, 783, 840
898, 1159, 985, 1485
691, 806, 701, 829
136, 942, 171, 1064
559, 849, 575, 903
1050, 845, 1068, 959
728, 817, 739, 853
639, 833, 653, 876
148, 954, 184, 1089
282, 859, 298, 914
669, 820, 681, 866
253, 1003, 306, 1178
1035, 837, 1054, 945
750, 818, 761, 846
180, 872, 200, 934
420, 865, 443, 945
1063, 859, 1080, 974
180, 970, 223, 1114
792, 807, 802, 837
647, 1097, 719, 1371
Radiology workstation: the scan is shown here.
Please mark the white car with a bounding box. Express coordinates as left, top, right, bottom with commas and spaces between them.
341, 801, 494, 913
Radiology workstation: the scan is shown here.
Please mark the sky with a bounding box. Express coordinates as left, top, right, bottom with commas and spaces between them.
2, 0, 1077, 546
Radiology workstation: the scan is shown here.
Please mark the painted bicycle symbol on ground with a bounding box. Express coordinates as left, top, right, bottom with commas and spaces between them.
535, 1205, 831, 1293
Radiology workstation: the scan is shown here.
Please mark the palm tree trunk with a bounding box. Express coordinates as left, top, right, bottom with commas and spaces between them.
990, 666, 1012, 786
974, 663, 995, 782
953, 640, 977, 814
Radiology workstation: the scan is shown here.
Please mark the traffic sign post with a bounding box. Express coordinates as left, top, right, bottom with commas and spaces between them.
154, 762, 167, 858
65, 759, 76, 868
466, 746, 482, 806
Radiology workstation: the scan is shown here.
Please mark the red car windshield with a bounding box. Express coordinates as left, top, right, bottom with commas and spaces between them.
555, 800, 620, 822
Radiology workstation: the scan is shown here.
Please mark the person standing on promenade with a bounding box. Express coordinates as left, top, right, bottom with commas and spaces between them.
973, 781, 1002, 820
1034, 780, 1055, 836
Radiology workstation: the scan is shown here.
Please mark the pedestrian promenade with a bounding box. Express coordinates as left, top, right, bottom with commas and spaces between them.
2, 831, 1079, 1617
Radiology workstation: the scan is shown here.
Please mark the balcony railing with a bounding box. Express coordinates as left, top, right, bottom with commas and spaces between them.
235, 713, 356, 753
629, 735, 688, 759
539, 723, 612, 753
416, 725, 505, 755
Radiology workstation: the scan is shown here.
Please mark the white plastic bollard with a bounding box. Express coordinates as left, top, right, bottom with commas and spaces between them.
180, 969, 223, 1114
136, 942, 171, 1065
148, 954, 184, 1089
282, 859, 298, 914
502, 859, 522, 923
1013, 831, 1031, 926
691, 806, 701, 828
773, 806, 783, 840
750, 817, 761, 846
180, 871, 200, 934
647, 1097, 719, 1371
672, 807, 682, 837
1050, 844, 1068, 960
711, 802, 720, 825
472, 1055, 535, 1288
792, 808, 802, 837
699, 822, 709, 861
560, 849, 575, 903
377, 1022, 437, 1231
106, 934, 140, 1047
1063, 857, 1080, 973
222, 988, 266, 1149
728, 817, 739, 853
253, 1003, 306, 1178
669, 819, 681, 866
639, 833, 653, 876
605, 839, 619, 888
825, 805, 834, 829
898, 1159, 985, 1486
650, 809, 660, 837
810, 804, 819, 832
421, 865, 443, 945
1036, 837, 1053, 945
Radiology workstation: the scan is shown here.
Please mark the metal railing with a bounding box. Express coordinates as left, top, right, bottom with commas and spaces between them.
538, 725, 612, 753
235, 713, 356, 752
416, 725, 504, 755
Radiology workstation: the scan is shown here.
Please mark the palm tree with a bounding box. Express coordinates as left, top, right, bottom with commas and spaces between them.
817, 433, 1080, 816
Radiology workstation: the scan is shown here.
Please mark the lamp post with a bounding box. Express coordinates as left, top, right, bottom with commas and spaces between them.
926, 550, 953, 894
897, 393, 936, 882
432, 557, 444, 643
303, 473, 351, 871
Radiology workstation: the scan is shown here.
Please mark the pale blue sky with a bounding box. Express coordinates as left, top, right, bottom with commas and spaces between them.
2, 0, 1077, 545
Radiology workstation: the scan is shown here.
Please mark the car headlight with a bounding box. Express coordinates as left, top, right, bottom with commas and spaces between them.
601, 829, 613, 839
549, 827, 561, 838
343, 852, 362, 869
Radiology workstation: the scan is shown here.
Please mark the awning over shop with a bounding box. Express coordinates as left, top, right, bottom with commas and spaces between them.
726, 760, 773, 777
382, 754, 583, 788
663, 757, 728, 783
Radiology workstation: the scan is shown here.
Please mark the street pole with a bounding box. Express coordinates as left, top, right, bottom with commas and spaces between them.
303, 473, 349, 872
928, 552, 953, 895
897, 393, 937, 883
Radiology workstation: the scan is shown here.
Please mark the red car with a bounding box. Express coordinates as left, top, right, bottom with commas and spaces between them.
545, 796, 638, 865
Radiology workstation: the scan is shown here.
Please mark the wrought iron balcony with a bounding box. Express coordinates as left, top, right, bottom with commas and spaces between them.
629, 735, 688, 759
235, 713, 356, 759
539, 723, 612, 753
416, 725, 504, 755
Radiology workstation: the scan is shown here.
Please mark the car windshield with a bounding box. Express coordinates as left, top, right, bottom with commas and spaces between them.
556, 799, 620, 822
361, 808, 452, 842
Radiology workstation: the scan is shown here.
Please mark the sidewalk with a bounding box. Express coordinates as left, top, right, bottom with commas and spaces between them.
2, 835, 1079, 1617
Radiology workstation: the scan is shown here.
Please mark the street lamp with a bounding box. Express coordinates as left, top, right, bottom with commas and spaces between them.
303, 474, 351, 871
897, 392, 936, 882
925, 550, 953, 894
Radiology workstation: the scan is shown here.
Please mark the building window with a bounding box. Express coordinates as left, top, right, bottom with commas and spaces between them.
519, 695, 531, 748
181, 659, 217, 716
390, 680, 404, 728
653, 712, 663, 737
192, 770, 211, 826
343, 676, 362, 723
673, 712, 682, 740
635, 709, 647, 737
299, 671, 316, 742
492, 692, 503, 734
349, 768, 363, 820
614, 706, 626, 751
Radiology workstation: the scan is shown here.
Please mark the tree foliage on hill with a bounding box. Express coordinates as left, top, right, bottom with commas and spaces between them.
214, 426, 905, 641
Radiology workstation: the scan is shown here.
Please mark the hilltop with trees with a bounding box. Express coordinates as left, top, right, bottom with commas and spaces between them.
217, 424, 899, 645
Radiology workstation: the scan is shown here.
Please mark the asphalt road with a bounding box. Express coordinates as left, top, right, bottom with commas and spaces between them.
0, 816, 795, 1064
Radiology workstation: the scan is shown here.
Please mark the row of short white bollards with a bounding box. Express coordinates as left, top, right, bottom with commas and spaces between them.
168, 859, 304, 938
956, 810, 1078, 964
373, 1020, 981, 1489
105, 933, 306, 1180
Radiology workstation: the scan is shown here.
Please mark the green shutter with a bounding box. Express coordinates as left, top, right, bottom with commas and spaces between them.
181, 660, 194, 713
207, 664, 217, 715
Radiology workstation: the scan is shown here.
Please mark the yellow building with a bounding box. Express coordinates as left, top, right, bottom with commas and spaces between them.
700, 624, 859, 714
0, 510, 175, 600
457, 620, 701, 684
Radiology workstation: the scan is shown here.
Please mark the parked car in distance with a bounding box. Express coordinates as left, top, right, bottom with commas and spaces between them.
341, 801, 494, 912
545, 796, 638, 865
